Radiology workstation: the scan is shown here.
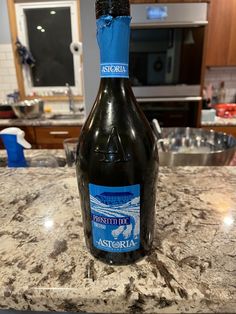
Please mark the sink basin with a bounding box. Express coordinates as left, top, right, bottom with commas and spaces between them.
50, 113, 84, 120
0, 157, 66, 168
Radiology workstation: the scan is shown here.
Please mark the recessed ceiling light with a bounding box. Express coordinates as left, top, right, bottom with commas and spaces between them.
37, 25, 42, 30
41, 29, 45, 32
50, 10, 56, 15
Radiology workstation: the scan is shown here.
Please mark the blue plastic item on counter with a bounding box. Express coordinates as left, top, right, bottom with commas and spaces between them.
0, 127, 31, 168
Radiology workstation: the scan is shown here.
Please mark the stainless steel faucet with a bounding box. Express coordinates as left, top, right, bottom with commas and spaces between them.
66, 83, 76, 114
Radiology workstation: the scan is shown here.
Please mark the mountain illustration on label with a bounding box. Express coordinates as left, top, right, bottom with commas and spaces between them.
95, 191, 133, 205
89, 184, 140, 253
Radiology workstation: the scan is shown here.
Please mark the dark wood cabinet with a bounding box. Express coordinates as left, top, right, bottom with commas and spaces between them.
0, 125, 82, 149
35, 126, 81, 149
203, 125, 236, 138
206, 0, 236, 66
227, 2, 236, 65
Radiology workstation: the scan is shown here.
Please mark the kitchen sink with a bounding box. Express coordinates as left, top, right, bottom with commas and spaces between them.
50, 113, 84, 120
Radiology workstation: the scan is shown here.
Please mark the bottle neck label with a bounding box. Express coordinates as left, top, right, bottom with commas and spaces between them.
96, 15, 131, 78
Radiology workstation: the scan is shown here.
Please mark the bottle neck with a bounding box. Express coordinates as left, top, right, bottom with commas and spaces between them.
98, 78, 131, 96
100, 77, 130, 87
97, 15, 131, 79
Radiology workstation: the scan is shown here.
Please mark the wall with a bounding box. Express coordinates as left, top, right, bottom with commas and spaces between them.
80, 0, 99, 116
0, 0, 18, 102
0, 0, 11, 44
205, 67, 236, 103
0, 45, 18, 102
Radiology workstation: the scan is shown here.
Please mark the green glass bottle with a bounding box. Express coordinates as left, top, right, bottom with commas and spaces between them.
76, 0, 158, 265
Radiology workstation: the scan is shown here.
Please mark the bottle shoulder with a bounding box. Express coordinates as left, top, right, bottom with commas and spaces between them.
83, 87, 150, 134
79, 79, 156, 162
81, 98, 153, 141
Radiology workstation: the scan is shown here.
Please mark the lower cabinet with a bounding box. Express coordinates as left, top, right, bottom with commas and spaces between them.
0, 125, 82, 149
35, 126, 82, 149
202, 126, 236, 138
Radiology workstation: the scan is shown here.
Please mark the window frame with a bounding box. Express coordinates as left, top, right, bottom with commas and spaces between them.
15, 0, 83, 97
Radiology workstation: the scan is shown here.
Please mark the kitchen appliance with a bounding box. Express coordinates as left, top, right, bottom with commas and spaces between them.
80, 1, 208, 123
154, 127, 236, 166
129, 3, 208, 127
11, 99, 44, 119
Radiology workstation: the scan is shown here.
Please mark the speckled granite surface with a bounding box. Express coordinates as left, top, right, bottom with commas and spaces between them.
0, 167, 236, 313
0, 150, 66, 167
202, 116, 236, 126
0, 149, 65, 159
0, 114, 85, 127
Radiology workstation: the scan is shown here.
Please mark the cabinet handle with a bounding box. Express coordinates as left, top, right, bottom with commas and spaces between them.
49, 131, 69, 135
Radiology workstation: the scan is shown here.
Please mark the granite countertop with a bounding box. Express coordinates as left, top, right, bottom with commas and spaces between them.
0, 167, 236, 313
202, 116, 236, 126
0, 114, 85, 127
0, 149, 65, 160
0, 149, 66, 167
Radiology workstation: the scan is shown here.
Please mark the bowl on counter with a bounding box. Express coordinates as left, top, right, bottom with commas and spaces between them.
156, 127, 236, 166
11, 99, 44, 119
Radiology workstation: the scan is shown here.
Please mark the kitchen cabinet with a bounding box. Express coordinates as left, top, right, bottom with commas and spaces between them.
203, 125, 236, 138
35, 126, 81, 149
0, 125, 81, 149
206, 0, 236, 66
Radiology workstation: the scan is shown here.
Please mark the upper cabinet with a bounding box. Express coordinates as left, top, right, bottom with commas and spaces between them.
205, 0, 236, 66
8, 0, 83, 101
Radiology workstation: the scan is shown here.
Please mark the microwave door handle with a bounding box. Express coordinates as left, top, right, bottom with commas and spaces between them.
167, 57, 172, 74
136, 97, 202, 102
168, 29, 174, 49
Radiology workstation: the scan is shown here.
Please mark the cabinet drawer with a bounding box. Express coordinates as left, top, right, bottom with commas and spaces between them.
35, 126, 81, 149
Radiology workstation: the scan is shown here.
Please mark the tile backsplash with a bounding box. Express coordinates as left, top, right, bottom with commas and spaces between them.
0, 43, 18, 102
205, 67, 236, 103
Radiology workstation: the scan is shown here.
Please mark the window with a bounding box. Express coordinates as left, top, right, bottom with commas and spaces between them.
15, 1, 82, 97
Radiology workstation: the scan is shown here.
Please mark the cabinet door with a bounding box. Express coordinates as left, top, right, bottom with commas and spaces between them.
203, 126, 236, 138
227, 1, 236, 65
35, 126, 81, 149
206, 0, 236, 66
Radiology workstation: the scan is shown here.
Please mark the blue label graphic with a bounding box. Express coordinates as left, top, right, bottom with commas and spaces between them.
89, 183, 140, 253
97, 15, 131, 78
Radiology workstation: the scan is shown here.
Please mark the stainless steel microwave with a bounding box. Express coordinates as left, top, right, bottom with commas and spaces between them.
130, 3, 208, 99
80, 1, 208, 126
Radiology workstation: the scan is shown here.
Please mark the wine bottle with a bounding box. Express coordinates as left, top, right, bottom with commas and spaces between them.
76, 0, 158, 265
